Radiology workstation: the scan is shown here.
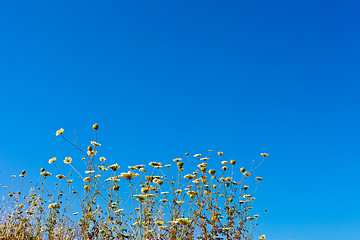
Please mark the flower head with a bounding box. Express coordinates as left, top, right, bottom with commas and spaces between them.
149, 162, 162, 168
40, 172, 52, 177
56, 128, 64, 136
134, 194, 146, 201
119, 171, 139, 180
48, 157, 56, 164
174, 218, 192, 225
184, 174, 196, 180
261, 153, 269, 157
64, 157, 72, 164
48, 203, 60, 209
91, 141, 101, 146
108, 163, 120, 171
243, 171, 251, 177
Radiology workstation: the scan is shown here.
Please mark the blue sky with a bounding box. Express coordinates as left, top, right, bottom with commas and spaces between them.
0, 1, 359, 239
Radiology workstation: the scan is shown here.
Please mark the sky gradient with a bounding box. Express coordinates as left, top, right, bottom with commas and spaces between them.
0, 1, 359, 239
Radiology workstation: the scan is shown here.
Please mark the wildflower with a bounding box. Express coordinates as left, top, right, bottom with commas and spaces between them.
115, 209, 124, 213
240, 167, 245, 173
134, 194, 146, 202
40, 168, 45, 172
85, 170, 95, 174
243, 194, 252, 198
139, 167, 146, 172
91, 141, 101, 146
173, 158, 182, 162
56, 128, 64, 136
56, 174, 66, 179
259, 234, 266, 239
230, 160, 236, 165
64, 157, 72, 164
83, 177, 91, 182
183, 174, 195, 180
222, 227, 231, 231
113, 185, 120, 191
108, 163, 120, 171
95, 175, 101, 178
254, 214, 259, 218
161, 192, 169, 194
87, 150, 97, 156
67, 180, 73, 183
73, 212, 78, 215
165, 164, 171, 167
11, 175, 16, 178
174, 218, 192, 225
119, 171, 139, 180
243, 185, 249, 190
155, 221, 164, 226
175, 200, 184, 204
149, 162, 162, 168
177, 161, 184, 169
221, 161, 229, 164
48, 203, 60, 209
141, 187, 150, 194
218, 152, 223, 156
193, 179, 201, 184
105, 176, 119, 182
48, 157, 56, 164
193, 154, 202, 158
200, 157, 209, 161
98, 166, 108, 171
255, 177, 263, 181
160, 199, 168, 202
93, 123, 99, 130
221, 166, 229, 171
100, 157, 106, 162
261, 153, 269, 157
175, 189, 183, 193
40, 172, 52, 177
243, 171, 251, 177
155, 179, 164, 185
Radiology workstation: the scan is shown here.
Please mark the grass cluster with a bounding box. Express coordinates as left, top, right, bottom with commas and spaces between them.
0, 124, 268, 240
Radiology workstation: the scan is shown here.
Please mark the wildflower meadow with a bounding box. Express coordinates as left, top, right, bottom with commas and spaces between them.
0, 124, 268, 240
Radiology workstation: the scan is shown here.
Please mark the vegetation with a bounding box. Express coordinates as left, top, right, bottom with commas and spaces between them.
0, 124, 268, 240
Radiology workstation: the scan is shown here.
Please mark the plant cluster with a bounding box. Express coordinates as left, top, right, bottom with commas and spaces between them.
0, 124, 268, 240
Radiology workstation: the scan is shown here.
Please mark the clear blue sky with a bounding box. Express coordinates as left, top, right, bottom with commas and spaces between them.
0, 1, 359, 239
